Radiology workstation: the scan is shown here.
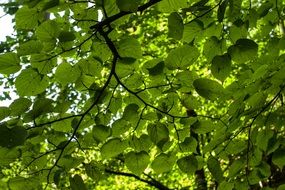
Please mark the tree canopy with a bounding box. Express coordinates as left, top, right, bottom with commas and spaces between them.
0, 0, 285, 189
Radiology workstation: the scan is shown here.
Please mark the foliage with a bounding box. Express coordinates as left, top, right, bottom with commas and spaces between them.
0, 0, 285, 189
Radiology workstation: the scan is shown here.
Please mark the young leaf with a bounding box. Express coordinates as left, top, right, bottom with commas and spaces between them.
168, 12, 184, 40
193, 78, 224, 100
0, 53, 21, 75
125, 151, 150, 175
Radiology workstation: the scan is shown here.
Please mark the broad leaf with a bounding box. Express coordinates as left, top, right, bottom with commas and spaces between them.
177, 155, 198, 174
0, 53, 21, 75
92, 125, 111, 142
0, 124, 27, 148
117, 37, 142, 59
193, 78, 224, 100
36, 20, 60, 42
228, 39, 258, 63
151, 153, 176, 173
15, 68, 49, 96
165, 45, 199, 70
125, 151, 150, 175
168, 12, 183, 40
101, 138, 127, 159
211, 54, 232, 82
116, 0, 141, 12
69, 174, 87, 190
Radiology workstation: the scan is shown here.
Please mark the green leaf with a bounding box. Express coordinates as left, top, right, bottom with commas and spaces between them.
228, 39, 258, 63
147, 123, 169, 146
17, 40, 43, 56
211, 54, 232, 82
101, 138, 127, 159
217, 0, 228, 22
55, 62, 81, 86
256, 129, 274, 152
9, 98, 32, 116
168, 12, 184, 40
177, 155, 198, 174
117, 37, 142, 59
203, 36, 223, 61
92, 125, 111, 142
228, 159, 245, 178
157, 0, 187, 12
0, 124, 27, 148
130, 134, 152, 152
0, 53, 21, 75
70, 174, 88, 190
207, 156, 224, 182
218, 181, 234, 190
277, 184, 285, 190
30, 54, 57, 74
0, 107, 10, 121
151, 153, 176, 173
15, 6, 42, 29
116, 0, 141, 12
9, 177, 40, 190
193, 78, 224, 100
192, 120, 215, 134
58, 31, 76, 42
125, 151, 150, 175
182, 21, 203, 43
36, 20, 60, 42
122, 103, 139, 122
84, 162, 104, 181
165, 45, 199, 70
272, 148, 285, 169
179, 137, 197, 153
15, 68, 49, 96
147, 61, 165, 76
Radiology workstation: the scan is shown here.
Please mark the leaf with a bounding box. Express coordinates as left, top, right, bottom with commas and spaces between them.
92, 125, 111, 142
228, 38, 258, 63
0, 124, 27, 148
211, 54, 232, 82
101, 138, 127, 159
130, 134, 152, 152
193, 78, 224, 100
69, 174, 88, 190
55, 62, 81, 86
125, 151, 150, 175
217, 0, 228, 22
17, 40, 43, 56
218, 181, 234, 190
9, 177, 40, 190
9, 98, 32, 116
151, 153, 176, 173
58, 31, 76, 42
84, 162, 104, 181
0, 53, 21, 75
228, 159, 245, 178
177, 155, 198, 174
147, 61, 165, 76
165, 45, 199, 70
36, 20, 60, 42
147, 123, 169, 147
15, 6, 42, 29
116, 0, 141, 12
179, 137, 197, 153
122, 103, 139, 122
168, 12, 184, 40
15, 68, 49, 96
182, 21, 203, 43
0, 107, 11, 121
203, 36, 223, 61
117, 37, 142, 59
207, 156, 224, 182
272, 148, 285, 169
157, 0, 187, 12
